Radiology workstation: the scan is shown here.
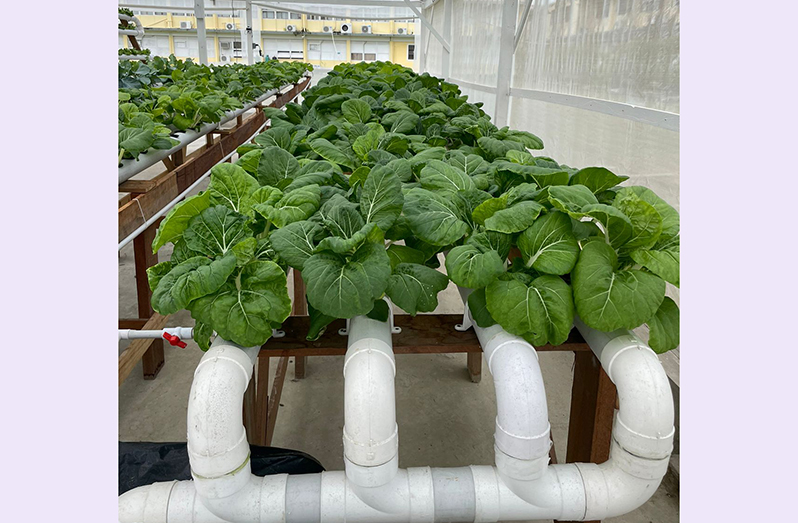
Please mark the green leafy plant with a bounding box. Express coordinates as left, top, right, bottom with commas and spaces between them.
119, 7, 134, 17
149, 61, 679, 353
119, 48, 151, 56
119, 56, 312, 159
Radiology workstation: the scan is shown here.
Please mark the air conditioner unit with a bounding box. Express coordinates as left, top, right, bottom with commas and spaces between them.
361, 25, 372, 34
225, 22, 235, 30
221, 55, 228, 62
322, 25, 332, 33
179, 21, 192, 29
340, 23, 352, 33
397, 27, 406, 35
285, 24, 296, 32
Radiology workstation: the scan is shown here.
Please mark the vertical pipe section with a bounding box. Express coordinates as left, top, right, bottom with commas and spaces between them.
343, 315, 399, 488
458, 286, 551, 481
573, 317, 675, 520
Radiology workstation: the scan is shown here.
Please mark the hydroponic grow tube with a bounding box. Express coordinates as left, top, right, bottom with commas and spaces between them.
118, 86, 282, 184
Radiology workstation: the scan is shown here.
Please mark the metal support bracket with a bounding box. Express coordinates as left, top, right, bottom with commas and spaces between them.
404, 0, 450, 53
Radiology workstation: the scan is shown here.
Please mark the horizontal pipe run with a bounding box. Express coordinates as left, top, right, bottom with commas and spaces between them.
119, 465, 590, 523
119, 327, 193, 341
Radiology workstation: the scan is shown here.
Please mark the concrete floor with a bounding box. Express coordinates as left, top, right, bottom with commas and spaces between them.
118, 68, 679, 522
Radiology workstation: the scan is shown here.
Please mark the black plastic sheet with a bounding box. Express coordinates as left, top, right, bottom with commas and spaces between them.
119, 442, 325, 495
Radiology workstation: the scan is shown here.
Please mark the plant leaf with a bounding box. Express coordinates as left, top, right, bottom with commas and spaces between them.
648, 297, 680, 353
484, 201, 546, 234
572, 241, 665, 331
151, 254, 237, 315
580, 203, 633, 248
485, 275, 574, 346
188, 261, 292, 347
386, 244, 427, 269
612, 191, 663, 250
467, 287, 496, 328
184, 205, 252, 257
517, 211, 579, 275
386, 263, 450, 315
269, 220, 324, 270
152, 191, 211, 253
254, 184, 321, 228
310, 138, 355, 170
547, 185, 599, 217
257, 146, 301, 188
569, 167, 629, 193
445, 244, 505, 289
403, 188, 469, 246
360, 162, 404, 231
419, 160, 475, 193
630, 236, 680, 287
302, 242, 391, 318
620, 186, 679, 241
341, 98, 372, 124
208, 163, 260, 215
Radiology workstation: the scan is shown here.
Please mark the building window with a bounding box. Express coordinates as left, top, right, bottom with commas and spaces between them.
263, 10, 275, 19
276, 11, 289, 20
407, 44, 415, 60
364, 53, 376, 61
309, 43, 320, 51
351, 52, 363, 61
290, 13, 301, 20
233, 41, 243, 50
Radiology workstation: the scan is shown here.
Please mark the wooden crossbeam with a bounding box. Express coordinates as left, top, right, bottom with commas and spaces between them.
259, 315, 590, 357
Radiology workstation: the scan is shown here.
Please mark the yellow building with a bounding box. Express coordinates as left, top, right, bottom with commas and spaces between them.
121, 8, 417, 70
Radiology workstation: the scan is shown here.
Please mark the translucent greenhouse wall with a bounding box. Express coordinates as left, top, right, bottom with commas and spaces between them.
420, 0, 679, 211
419, 0, 680, 325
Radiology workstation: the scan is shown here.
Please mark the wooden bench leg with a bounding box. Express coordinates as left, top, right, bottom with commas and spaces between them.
557, 350, 617, 523
266, 356, 290, 446
250, 354, 270, 447
292, 269, 308, 380
133, 222, 164, 379
467, 352, 482, 383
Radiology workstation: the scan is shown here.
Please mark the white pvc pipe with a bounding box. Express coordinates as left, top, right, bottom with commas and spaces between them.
119, 307, 674, 523
572, 316, 675, 520
457, 286, 551, 482
119, 327, 193, 341
342, 314, 399, 488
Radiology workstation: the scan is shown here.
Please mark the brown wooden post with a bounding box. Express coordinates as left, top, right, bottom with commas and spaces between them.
265, 356, 290, 446
292, 269, 308, 379
558, 350, 617, 523
250, 355, 270, 447
133, 221, 165, 379
467, 352, 482, 383
566, 350, 616, 463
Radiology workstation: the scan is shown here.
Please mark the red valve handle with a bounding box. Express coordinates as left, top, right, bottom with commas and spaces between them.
163, 333, 187, 348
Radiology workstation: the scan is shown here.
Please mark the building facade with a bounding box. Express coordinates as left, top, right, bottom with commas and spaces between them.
120, 4, 418, 70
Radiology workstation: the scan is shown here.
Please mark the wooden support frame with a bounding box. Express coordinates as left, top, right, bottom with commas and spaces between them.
118, 76, 312, 386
